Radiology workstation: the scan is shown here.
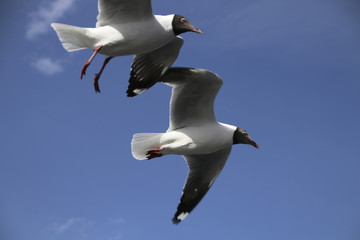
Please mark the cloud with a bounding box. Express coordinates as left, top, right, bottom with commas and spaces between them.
32, 57, 63, 75
53, 217, 92, 234
26, 0, 77, 39
47, 217, 124, 240
55, 218, 82, 234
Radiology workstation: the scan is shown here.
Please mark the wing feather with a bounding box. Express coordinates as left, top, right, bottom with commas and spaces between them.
172, 147, 232, 224
126, 37, 184, 97
160, 68, 223, 131
96, 0, 153, 27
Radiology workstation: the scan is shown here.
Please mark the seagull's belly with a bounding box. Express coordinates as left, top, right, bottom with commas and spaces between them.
92, 24, 175, 56
160, 125, 233, 155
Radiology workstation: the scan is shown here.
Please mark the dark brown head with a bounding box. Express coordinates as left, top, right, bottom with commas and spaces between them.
172, 14, 202, 35
233, 127, 259, 149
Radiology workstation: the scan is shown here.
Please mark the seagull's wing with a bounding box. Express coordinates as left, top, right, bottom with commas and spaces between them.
172, 146, 232, 224
96, 0, 153, 27
161, 68, 223, 131
126, 37, 184, 97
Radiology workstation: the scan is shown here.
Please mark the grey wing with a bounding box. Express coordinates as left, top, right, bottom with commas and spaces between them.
96, 0, 153, 27
126, 37, 184, 97
161, 68, 223, 131
172, 146, 232, 224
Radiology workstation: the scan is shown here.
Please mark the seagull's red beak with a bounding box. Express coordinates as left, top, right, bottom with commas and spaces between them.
250, 140, 259, 149
190, 27, 203, 34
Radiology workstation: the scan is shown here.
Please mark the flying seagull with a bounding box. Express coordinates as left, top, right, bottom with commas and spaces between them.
131, 68, 259, 224
51, 0, 202, 94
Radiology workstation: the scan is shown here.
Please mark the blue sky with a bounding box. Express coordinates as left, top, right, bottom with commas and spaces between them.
1, 0, 360, 239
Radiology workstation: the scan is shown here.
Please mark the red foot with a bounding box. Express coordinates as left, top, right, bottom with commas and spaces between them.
93, 74, 101, 93
80, 45, 103, 80
92, 56, 112, 93
146, 148, 163, 160
80, 60, 90, 79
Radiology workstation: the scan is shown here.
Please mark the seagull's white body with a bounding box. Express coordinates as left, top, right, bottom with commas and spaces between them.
132, 122, 236, 159
52, 15, 176, 56
130, 68, 260, 224
98, 15, 175, 56
161, 123, 236, 155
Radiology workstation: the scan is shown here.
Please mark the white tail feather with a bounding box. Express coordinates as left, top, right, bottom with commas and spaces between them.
51, 23, 90, 52
131, 133, 164, 160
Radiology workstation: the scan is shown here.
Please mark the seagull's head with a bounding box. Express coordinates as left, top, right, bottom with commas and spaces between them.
233, 128, 259, 149
172, 15, 203, 35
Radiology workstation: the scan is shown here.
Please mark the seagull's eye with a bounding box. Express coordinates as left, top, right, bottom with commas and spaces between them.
180, 18, 187, 23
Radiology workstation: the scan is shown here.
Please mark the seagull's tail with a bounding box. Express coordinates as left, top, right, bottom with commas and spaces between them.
51, 23, 90, 52
131, 133, 164, 160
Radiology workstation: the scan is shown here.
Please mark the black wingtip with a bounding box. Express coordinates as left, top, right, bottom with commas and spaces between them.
172, 217, 181, 225
126, 89, 137, 97
126, 82, 148, 97
126, 76, 143, 97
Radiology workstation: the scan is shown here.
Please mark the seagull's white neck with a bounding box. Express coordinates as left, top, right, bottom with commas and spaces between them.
154, 14, 175, 33
219, 123, 237, 132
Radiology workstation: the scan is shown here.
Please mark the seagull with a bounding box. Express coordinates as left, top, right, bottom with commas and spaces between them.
131, 68, 259, 224
51, 0, 202, 94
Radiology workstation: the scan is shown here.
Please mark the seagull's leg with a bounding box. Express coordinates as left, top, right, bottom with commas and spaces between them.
80, 45, 103, 79
93, 56, 113, 93
146, 148, 163, 160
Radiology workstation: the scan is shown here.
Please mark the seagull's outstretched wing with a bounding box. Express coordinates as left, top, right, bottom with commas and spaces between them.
96, 0, 153, 27
126, 37, 184, 97
161, 68, 223, 131
172, 147, 232, 224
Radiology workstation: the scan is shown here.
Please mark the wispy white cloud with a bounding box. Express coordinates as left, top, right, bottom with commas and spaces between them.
57, 218, 80, 233
26, 0, 77, 39
53, 217, 93, 235
32, 57, 63, 75
54, 217, 83, 234
47, 217, 125, 240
